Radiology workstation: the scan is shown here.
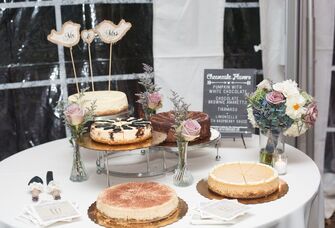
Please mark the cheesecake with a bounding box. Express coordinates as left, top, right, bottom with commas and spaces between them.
208, 162, 279, 199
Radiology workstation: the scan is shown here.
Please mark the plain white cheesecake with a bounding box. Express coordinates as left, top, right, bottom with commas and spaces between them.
68, 90, 128, 116
208, 162, 279, 199
96, 182, 179, 221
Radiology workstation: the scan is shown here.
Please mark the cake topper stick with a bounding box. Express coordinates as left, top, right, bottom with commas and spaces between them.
95, 19, 132, 91
47, 21, 81, 94
108, 44, 113, 91
81, 29, 95, 91
69, 47, 80, 93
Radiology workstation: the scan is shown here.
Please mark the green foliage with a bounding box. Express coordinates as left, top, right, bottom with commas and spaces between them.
169, 90, 190, 141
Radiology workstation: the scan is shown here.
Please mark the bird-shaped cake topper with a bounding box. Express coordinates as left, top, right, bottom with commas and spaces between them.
94, 19, 132, 90
47, 21, 81, 93
47, 21, 81, 48
95, 19, 132, 44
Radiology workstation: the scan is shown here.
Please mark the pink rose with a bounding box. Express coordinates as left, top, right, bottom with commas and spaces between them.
64, 103, 85, 126
147, 92, 162, 110
265, 91, 285, 104
304, 103, 318, 125
181, 119, 201, 141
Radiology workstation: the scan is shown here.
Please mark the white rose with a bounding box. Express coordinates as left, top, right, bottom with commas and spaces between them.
285, 94, 307, 119
257, 79, 272, 90
284, 121, 309, 137
273, 79, 299, 98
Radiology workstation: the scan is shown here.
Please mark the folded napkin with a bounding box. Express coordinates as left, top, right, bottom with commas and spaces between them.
190, 199, 250, 225
16, 200, 80, 227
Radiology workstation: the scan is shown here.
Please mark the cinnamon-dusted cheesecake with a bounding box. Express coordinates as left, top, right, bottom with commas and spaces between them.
96, 182, 179, 221
208, 162, 279, 199
90, 117, 152, 145
150, 111, 210, 142
68, 91, 128, 116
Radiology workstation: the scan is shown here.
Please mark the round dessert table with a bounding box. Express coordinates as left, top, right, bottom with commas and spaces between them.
0, 135, 322, 228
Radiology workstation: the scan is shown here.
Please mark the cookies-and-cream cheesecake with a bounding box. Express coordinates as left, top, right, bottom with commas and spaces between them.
90, 117, 152, 145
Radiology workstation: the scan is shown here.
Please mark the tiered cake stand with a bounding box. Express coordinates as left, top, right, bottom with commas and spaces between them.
78, 128, 221, 186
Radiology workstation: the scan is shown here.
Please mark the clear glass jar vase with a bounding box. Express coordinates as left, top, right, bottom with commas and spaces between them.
173, 140, 193, 187
259, 129, 285, 166
70, 139, 88, 182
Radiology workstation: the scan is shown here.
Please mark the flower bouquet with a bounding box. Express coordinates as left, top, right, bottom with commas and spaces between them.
58, 91, 96, 182
170, 91, 201, 187
136, 64, 163, 120
247, 79, 318, 165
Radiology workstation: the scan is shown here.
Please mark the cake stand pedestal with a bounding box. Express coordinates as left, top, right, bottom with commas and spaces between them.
77, 131, 168, 186
154, 128, 221, 160
78, 129, 221, 187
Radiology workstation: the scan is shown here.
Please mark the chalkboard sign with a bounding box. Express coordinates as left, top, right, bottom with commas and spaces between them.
203, 69, 256, 137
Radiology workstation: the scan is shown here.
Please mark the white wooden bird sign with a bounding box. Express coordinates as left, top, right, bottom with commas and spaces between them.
47, 21, 81, 48
95, 19, 132, 44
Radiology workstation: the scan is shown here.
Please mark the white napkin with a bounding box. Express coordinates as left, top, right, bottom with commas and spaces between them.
16, 200, 80, 227
190, 199, 250, 225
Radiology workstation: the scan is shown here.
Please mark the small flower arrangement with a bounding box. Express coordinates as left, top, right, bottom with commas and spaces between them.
136, 64, 163, 118
58, 90, 96, 142
247, 79, 318, 137
170, 90, 201, 142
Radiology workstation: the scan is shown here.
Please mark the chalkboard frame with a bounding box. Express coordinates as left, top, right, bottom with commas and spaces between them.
203, 68, 256, 138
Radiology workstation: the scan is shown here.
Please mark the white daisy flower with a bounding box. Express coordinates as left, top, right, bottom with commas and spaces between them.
284, 121, 308, 137
247, 107, 258, 128
273, 79, 299, 97
285, 94, 307, 119
257, 79, 272, 91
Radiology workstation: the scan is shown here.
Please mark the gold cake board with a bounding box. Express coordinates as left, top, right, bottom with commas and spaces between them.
196, 178, 289, 204
88, 198, 188, 228
77, 131, 167, 152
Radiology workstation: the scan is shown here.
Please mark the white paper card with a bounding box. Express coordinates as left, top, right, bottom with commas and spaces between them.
30, 200, 80, 225
191, 211, 237, 225
200, 199, 249, 221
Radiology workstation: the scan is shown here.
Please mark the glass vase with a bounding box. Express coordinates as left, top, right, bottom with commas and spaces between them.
259, 129, 284, 166
173, 140, 193, 187
70, 139, 88, 182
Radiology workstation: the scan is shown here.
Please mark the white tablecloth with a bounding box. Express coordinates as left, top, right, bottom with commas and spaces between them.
0, 135, 322, 228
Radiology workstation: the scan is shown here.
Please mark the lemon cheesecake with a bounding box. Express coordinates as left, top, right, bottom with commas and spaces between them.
208, 162, 279, 199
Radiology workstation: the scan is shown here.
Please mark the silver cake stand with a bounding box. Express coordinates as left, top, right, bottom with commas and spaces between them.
78, 128, 221, 186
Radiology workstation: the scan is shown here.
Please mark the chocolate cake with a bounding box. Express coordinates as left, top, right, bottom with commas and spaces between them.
150, 111, 211, 142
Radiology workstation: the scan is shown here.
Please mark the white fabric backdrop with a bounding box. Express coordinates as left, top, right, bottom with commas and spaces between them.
314, 0, 335, 220
259, 0, 286, 82
153, 0, 225, 111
